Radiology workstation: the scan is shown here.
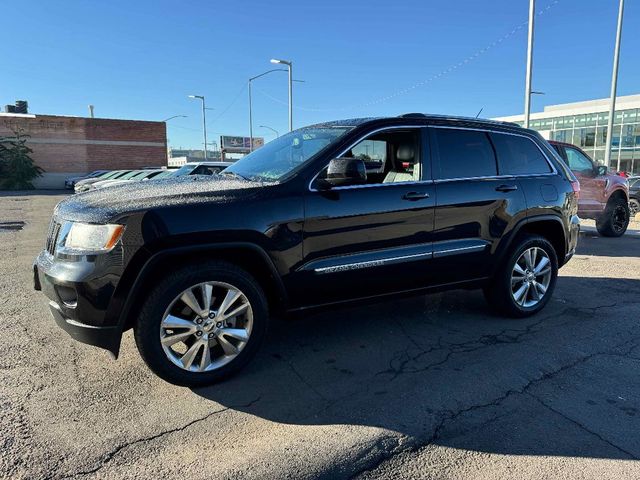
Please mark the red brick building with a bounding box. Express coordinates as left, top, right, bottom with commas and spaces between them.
0, 113, 167, 188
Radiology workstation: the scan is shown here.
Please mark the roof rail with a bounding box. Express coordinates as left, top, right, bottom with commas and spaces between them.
398, 113, 427, 118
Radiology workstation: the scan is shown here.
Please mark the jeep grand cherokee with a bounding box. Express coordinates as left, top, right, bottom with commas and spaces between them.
34, 114, 580, 386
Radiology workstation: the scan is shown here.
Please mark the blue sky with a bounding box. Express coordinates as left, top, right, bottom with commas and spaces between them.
2, 0, 638, 149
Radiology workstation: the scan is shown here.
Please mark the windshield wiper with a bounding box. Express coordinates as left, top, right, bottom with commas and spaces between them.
220, 171, 249, 181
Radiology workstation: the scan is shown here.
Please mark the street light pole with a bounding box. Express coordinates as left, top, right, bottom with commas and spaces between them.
523, 0, 535, 128
248, 81, 253, 153
188, 95, 208, 159
162, 115, 188, 122
271, 58, 293, 132
248, 68, 287, 152
259, 125, 280, 138
605, 0, 625, 171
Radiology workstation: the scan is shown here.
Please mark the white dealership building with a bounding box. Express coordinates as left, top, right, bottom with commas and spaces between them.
494, 94, 640, 174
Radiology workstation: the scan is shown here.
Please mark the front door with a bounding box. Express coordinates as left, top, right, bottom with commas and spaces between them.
292, 127, 436, 308
560, 145, 606, 214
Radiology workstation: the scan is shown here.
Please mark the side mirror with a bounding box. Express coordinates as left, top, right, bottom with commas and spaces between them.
318, 158, 367, 189
596, 165, 608, 176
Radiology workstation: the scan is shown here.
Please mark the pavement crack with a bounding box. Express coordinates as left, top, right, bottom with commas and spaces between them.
273, 354, 329, 401
526, 391, 638, 459
58, 396, 261, 479
377, 314, 552, 380
350, 339, 637, 479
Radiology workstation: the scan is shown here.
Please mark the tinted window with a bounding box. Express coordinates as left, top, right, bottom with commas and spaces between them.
433, 129, 496, 179
564, 147, 593, 172
490, 133, 552, 175
193, 165, 215, 175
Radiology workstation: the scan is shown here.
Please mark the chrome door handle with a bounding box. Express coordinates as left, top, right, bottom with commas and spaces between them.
403, 191, 430, 201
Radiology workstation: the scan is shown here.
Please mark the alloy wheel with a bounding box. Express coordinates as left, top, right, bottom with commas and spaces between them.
510, 247, 552, 308
612, 205, 629, 234
159, 281, 253, 372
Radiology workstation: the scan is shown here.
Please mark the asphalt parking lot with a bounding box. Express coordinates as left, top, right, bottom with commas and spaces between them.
2, 192, 640, 480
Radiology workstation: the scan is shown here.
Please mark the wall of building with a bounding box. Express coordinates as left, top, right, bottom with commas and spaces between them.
0, 113, 167, 188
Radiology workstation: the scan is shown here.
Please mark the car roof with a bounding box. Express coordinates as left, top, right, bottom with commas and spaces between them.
183, 162, 232, 167
308, 114, 522, 130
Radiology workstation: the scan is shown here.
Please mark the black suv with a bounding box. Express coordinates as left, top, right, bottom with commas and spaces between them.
34, 115, 580, 386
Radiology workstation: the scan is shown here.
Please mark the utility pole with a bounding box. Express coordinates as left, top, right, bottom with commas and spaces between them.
605, 0, 625, 171
523, 0, 535, 128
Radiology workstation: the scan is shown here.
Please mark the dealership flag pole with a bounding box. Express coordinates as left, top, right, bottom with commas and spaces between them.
523, 0, 535, 129
605, 0, 625, 171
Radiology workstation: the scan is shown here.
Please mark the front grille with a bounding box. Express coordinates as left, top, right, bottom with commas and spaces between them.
45, 220, 61, 256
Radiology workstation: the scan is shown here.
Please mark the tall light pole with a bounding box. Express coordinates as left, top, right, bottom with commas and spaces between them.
523, 0, 536, 128
271, 58, 293, 132
248, 69, 287, 151
188, 95, 208, 159
162, 115, 187, 122
605, 0, 625, 171
259, 125, 280, 138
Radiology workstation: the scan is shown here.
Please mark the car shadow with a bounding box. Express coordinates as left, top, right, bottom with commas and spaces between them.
0, 190, 70, 197
192, 275, 640, 462
576, 230, 640, 257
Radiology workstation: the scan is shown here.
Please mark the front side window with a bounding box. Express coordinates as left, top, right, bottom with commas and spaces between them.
490, 133, 552, 175
432, 128, 497, 179
225, 126, 353, 182
193, 165, 217, 175
564, 147, 593, 173
315, 129, 422, 186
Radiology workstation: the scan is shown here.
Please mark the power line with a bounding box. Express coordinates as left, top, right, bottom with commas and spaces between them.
255, 0, 561, 113
209, 84, 247, 125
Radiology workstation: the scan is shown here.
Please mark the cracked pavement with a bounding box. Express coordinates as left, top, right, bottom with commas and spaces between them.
1, 192, 640, 479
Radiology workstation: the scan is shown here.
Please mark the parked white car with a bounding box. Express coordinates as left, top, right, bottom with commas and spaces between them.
172, 161, 234, 177
92, 169, 166, 190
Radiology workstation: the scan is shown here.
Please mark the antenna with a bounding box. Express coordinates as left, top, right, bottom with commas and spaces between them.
475, 107, 484, 119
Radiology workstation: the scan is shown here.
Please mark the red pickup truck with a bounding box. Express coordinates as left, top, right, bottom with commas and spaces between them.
549, 141, 630, 237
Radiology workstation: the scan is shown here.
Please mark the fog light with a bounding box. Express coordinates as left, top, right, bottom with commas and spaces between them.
55, 285, 78, 308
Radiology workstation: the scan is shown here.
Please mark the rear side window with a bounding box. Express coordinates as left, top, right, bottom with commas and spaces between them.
490, 133, 552, 175
432, 128, 497, 179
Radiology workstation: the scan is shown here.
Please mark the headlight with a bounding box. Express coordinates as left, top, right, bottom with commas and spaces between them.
59, 222, 125, 254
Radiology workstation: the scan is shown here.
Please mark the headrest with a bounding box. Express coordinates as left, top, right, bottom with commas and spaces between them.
396, 144, 414, 162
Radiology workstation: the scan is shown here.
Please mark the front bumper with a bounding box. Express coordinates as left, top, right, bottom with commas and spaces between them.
48, 300, 121, 359
563, 214, 580, 267
34, 249, 125, 358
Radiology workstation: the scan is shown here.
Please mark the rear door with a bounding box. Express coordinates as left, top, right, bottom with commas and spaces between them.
490, 132, 560, 219
428, 126, 527, 284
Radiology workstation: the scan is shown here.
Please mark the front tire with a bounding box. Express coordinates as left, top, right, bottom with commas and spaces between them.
596, 196, 630, 237
484, 235, 558, 318
629, 199, 639, 218
134, 261, 268, 387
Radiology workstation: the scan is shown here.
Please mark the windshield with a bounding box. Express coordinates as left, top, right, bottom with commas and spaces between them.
225, 126, 353, 182
172, 164, 197, 177
153, 170, 175, 179
118, 170, 144, 180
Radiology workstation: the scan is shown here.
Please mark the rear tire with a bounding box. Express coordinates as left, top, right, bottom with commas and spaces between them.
629, 199, 639, 218
596, 196, 630, 237
134, 261, 268, 387
484, 235, 558, 318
